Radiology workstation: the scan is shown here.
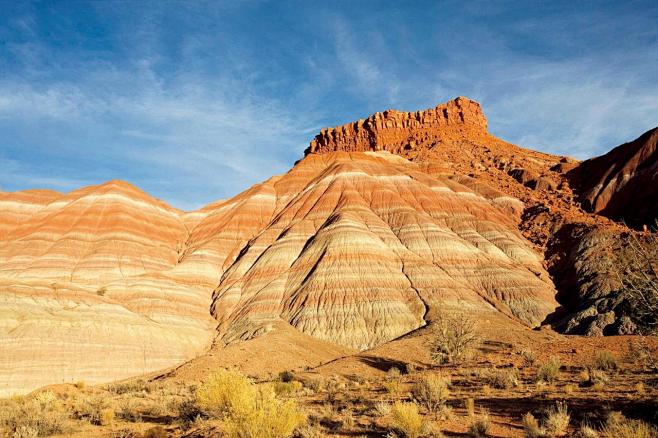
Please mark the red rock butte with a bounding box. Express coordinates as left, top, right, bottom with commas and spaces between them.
306, 97, 488, 155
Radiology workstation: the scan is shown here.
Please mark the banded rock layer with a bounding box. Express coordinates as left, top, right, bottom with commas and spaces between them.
211, 152, 557, 350
0, 96, 574, 395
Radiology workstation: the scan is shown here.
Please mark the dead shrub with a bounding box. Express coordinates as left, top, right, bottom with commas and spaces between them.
373, 401, 391, 416
522, 412, 543, 438
465, 398, 475, 417
521, 402, 570, 437
521, 349, 538, 366
564, 383, 577, 395
383, 379, 402, 395
483, 368, 519, 389
544, 401, 570, 437
431, 313, 480, 364
579, 368, 609, 388
602, 412, 657, 438
303, 377, 323, 392
412, 373, 450, 413
72, 394, 115, 425
325, 378, 345, 404
107, 379, 151, 395
272, 381, 302, 397
0, 391, 71, 436
536, 357, 561, 383
467, 412, 490, 437
116, 398, 142, 422
592, 351, 619, 372
577, 423, 599, 438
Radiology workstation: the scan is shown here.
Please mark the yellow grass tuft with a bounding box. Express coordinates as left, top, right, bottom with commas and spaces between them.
391, 401, 424, 438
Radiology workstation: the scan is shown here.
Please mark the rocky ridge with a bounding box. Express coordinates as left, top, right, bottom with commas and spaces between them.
0, 96, 655, 395
568, 127, 658, 229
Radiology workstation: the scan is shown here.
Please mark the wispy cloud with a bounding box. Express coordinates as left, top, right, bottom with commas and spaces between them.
0, 1, 655, 208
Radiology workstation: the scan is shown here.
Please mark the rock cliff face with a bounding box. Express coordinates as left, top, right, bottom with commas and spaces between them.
211, 152, 557, 350
568, 127, 658, 228
1, 96, 654, 395
0, 182, 216, 396
306, 97, 488, 155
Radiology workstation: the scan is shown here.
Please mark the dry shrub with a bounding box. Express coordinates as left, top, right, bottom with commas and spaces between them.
176, 397, 202, 424
464, 398, 475, 417
405, 362, 419, 375
522, 412, 543, 438
72, 394, 115, 425
602, 412, 657, 438
223, 387, 306, 438
272, 381, 302, 397
196, 368, 256, 419
628, 338, 658, 373
564, 384, 577, 395
196, 368, 306, 438
634, 382, 645, 394
412, 373, 450, 413
279, 370, 295, 383
303, 377, 323, 392
388, 367, 402, 378
316, 403, 337, 422
108, 379, 151, 395
384, 379, 402, 395
467, 412, 490, 437
117, 398, 142, 422
341, 411, 355, 430
578, 423, 599, 438
592, 351, 619, 372
142, 426, 168, 438
424, 421, 445, 438
521, 349, 538, 366
431, 313, 480, 364
373, 401, 391, 416
391, 402, 424, 438
521, 402, 570, 437
0, 391, 71, 436
579, 368, 609, 388
296, 423, 324, 438
544, 401, 570, 437
325, 378, 345, 404
483, 368, 519, 389
536, 357, 561, 383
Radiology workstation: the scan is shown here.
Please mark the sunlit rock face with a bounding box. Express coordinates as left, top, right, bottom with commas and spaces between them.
211, 152, 558, 350
0, 97, 562, 396
0, 182, 216, 396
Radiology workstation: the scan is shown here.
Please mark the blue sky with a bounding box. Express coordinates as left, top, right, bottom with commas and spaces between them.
1, 0, 656, 209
